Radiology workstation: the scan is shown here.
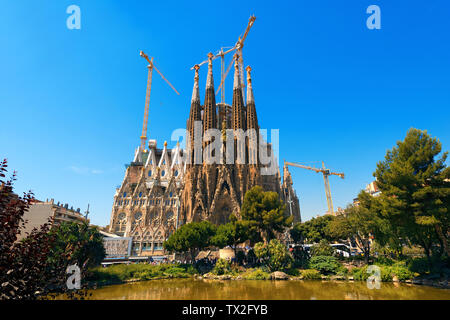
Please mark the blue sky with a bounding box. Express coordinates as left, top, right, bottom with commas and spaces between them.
1, 1, 449, 226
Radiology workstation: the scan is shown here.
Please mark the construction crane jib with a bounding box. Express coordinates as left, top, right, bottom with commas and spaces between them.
190, 15, 256, 104
139, 50, 180, 151
284, 161, 345, 216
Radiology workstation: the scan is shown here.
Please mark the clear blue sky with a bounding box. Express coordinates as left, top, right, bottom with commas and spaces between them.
1, 1, 449, 226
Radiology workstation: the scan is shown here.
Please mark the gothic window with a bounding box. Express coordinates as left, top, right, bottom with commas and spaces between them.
169, 192, 173, 198
161, 170, 165, 177
115, 212, 127, 234
123, 192, 127, 197
148, 170, 152, 177
134, 212, 142, 221
165, 211, 174, 222
174, 170, 178, 176
139, 192, 142, 197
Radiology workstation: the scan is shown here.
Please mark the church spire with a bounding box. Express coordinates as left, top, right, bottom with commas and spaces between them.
246, 65, 258, 130
232, 53, 246, 131
191, 64, 200, 104
246, 66, 258, 165
203, 52, 217, 133
188, 65, 202, 164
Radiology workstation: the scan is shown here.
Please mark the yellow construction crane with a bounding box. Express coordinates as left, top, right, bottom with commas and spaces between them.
139, 50, 179, 150
190, 15, 256, 103
284, 160, 345, 216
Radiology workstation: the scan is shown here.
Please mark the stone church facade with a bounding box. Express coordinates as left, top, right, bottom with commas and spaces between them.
108, 54, 300, 257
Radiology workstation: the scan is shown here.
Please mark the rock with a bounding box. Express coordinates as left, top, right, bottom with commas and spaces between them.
422, 279, 434, 286
348, 276, 354, 281
330, 275, 345, 281
405, 279, 412, 284
271, 271, 289, 280
392, 276, 399, 282
235, 276, 242, 280
218, 275, 231, 280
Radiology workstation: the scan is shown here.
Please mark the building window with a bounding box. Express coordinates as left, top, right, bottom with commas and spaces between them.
174, 170, 178, 176
139, 192, 142, 197
148, 170, 152, 177
169, 192, 173, 198
161, 170, 165, 177
134, 212, 142, 220
123, 192, 127, 197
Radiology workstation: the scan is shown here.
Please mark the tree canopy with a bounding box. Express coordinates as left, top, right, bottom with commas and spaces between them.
290, 214, 336, 244
211, 214, 257, 254
164, 221, 216, 261
241, 186, 292, 243
361, 128, 450, 259
48, 221, 105, 269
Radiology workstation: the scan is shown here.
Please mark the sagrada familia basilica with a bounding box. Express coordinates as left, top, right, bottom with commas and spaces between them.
108, 53, 301, 257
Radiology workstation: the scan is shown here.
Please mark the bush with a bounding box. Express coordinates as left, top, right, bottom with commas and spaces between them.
242, 268, 271, 280
301, 269, 322, 280
236, 251, 246, 265
375, 256, 395, 266
407, 256, 450, 276
351, 264, 415, 282
254, 239, 293, 272
285, 268, 301, 276
309, 256, 341, 275
310, 240, 335, 257
352, 266, 391, 281
212, 259, 232, 275
389, 265, 415, 281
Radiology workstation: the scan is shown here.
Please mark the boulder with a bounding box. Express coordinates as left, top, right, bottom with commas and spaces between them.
392, 275, 399, 282
271, 271, 289, 280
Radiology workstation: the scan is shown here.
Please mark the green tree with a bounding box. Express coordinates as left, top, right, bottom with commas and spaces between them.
164, 221, 216, 262
328, 204, 379, 264
309, 256, 342, 275
211, 214, 255, 256
254, 239, 293, 272
241, 186, 292, 243
290, 215, 336, 244
310, 239, 335, 257
48, 221, 105, 269
365, 128, 450, 261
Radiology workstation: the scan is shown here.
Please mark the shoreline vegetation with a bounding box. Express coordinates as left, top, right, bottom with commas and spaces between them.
85, 259, 450, 290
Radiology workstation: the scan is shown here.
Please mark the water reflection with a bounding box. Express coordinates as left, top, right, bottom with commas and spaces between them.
78, 279, 450, 300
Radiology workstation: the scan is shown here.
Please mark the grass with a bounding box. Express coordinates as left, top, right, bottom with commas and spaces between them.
241, 268, 271, 280
86, 263, 197, 285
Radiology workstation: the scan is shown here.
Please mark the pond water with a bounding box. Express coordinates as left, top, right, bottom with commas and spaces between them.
79, 279, 450, 300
